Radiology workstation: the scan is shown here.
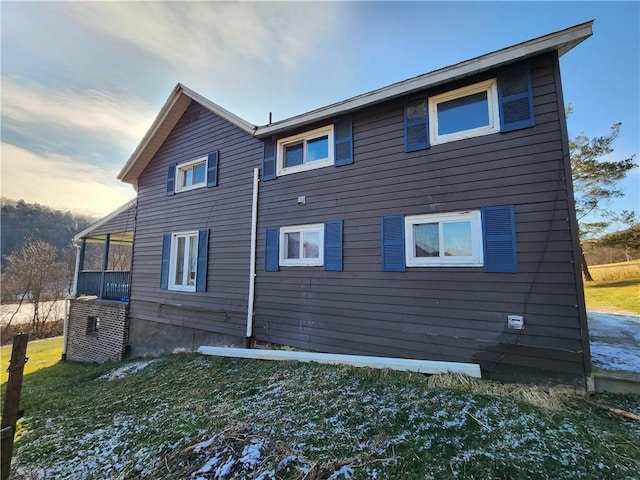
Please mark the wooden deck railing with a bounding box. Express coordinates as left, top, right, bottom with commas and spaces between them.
76, 271, 130, 301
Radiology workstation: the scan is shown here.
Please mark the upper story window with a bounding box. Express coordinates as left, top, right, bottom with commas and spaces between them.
175, 157, 207, 192
429, 79, 499, 145
277, 125, 334, 176
404, 211, 483, 267
167, 152, 219, 196
279, 224, 324, 267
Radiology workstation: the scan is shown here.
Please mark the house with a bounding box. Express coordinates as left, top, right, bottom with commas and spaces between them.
67, 22, 594, 386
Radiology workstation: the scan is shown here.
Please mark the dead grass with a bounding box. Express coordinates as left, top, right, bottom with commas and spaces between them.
427, 372, 573, 410
588, 260, 640, 282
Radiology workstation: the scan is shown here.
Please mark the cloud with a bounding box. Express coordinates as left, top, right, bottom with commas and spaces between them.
1, 142, 135, 218
57, 2, 346, 84
1, 77, 155, 150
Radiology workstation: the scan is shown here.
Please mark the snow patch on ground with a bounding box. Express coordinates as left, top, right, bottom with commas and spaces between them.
588, 312, 639, 373
100, 360, 158, 381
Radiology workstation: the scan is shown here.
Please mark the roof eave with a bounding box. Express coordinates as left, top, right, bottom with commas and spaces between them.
73, 199, 137, 243
117, 84, 256, 185
255, 21, 593, 138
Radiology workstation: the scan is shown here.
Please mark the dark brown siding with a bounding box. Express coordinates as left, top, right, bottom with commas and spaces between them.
129, 101, 263, 337
253, 53, 589, 384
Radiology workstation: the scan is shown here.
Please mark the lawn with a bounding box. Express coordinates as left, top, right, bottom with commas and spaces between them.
4, 352, 640, 480
582, 260, 640, 315
0, 336, 63, 385
583, 278, 640, 315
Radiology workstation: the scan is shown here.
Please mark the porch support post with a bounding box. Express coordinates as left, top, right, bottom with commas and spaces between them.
78, 239, 86, 273
99, 234, 110, 300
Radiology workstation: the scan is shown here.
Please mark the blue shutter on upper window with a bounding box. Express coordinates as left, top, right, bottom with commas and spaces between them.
160, 233, 171, 289
206, 151, 219, 187
404, 98, 429, 152
196, 229, 209, 292
262, 140, 276, 181
334, 118, 353, 166
381, 215, 406, 271
324, 220, 343, 271
265, 227, 279, 271
498, 65, 535, 132
482, 206, 518, 273
167, 165, 176, 196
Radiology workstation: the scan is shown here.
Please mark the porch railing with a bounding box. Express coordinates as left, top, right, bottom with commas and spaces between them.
76, 271, 130, 301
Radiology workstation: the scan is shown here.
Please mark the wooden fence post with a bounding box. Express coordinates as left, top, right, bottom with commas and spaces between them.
1, 333, 29, 480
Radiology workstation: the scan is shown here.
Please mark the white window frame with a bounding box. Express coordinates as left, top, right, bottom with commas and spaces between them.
279, 223, 324, 267
405, 211, 483, 267
277, 125, 334, 176
168, 231, 199, 291
175, 156, 208, 193
429, 79, 500, 145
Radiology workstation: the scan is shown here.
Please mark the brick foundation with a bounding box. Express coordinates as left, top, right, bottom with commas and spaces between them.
66, 297, 128, 363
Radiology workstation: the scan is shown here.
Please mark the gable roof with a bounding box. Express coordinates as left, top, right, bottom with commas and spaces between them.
118, 21, 593, 186
118, 84, 256, 185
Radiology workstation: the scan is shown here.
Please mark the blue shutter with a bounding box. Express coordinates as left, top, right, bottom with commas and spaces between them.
482, 206, 518, 273
167, 165, 176, 196
324, 220, 343, 271
334, 118, 353, 166
265, 227, 279, 271
160, 233, 171, 289
404, 98, 429, 152
196, 229, 209, 291
498, 65, 535, 132
262, 140, 276, 181
206, 151, 219, 187
381, 215, 406, 271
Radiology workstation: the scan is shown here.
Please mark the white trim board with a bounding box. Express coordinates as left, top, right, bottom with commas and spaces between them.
197, 346, 482, 377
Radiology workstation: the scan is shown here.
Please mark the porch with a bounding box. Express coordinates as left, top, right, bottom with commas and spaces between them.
75, 231, 133, 302
72, 201, 136, 303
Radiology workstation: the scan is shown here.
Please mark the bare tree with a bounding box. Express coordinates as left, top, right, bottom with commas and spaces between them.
3, 240, 68, 329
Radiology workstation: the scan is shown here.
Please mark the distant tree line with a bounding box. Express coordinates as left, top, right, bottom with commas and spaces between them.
1, 199, 97, 330
1, 198, 96, 265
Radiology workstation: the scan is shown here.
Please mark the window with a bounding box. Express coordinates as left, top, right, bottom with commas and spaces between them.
279, 224, 324, 267
405, 211, 483, 267
169, 231, 199, 291
167, 152, 219, 195
277, 125, 334, 176
429, 79, 499, 145
175, 157, 207, 192
160, 229, 209, 291
86, 316, 99, 334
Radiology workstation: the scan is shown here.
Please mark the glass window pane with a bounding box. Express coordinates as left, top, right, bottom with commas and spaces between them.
443, 221, 472, 256
306, 136, 328, 162
414, 224, 439, 257
437, 91, 489, 135
302, 231, 320, 258
284, 143, 304, 168
174, 237, 185, 285
187, 235, 197, 286
194, 163, 206, 184
183, 168, 193, 187
286, 232, 300, 259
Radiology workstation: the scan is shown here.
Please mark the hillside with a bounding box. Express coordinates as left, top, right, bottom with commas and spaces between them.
1, 198, 96, 262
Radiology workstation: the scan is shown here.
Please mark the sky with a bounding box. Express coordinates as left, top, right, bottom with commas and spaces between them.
1, 1, 638, 221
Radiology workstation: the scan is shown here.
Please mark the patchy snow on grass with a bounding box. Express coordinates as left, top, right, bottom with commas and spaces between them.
588, 312, 640, 373
14, 356, 640, 480
100, 359, 158, 381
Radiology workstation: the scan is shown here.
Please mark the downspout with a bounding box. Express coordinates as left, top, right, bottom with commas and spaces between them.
62, 241, 82, 360
245, 167, 260, 348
